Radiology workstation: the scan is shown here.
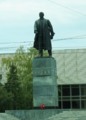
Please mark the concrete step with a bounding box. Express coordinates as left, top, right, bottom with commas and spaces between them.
0, 113, 21, 120
44, 111, 86, 120
5, 109, 86, 120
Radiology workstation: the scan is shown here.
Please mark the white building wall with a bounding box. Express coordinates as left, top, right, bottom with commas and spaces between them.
52, 49, 86, 85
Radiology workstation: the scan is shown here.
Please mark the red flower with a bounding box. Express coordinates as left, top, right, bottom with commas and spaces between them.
41, 104, 45, 109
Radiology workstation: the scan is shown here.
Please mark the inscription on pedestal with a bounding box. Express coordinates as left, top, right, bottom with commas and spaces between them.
33, 69, 57, 76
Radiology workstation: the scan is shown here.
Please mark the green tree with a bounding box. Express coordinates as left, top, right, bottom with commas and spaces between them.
0, 86, 14, 112
4, 63, 24, 110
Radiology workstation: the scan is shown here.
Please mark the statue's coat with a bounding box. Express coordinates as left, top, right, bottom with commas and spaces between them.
33, 18, 55, 51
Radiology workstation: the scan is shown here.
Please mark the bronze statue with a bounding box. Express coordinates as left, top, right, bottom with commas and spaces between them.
33, 12, 55, 57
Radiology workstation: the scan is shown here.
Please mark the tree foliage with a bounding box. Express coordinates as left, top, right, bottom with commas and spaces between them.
4, 63, 23, 110
0, 86, 14, 112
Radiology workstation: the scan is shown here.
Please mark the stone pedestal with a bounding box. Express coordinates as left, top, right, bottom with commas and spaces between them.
32, 57, 58, 109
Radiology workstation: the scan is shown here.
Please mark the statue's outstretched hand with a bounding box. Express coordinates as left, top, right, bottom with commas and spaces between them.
50, 35, 53, 39
50, 32, 55, 39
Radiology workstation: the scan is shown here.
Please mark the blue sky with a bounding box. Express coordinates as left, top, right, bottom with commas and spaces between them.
0, 0, 86, 53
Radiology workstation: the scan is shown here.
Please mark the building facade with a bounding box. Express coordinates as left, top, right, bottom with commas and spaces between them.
0, 49, 86, 109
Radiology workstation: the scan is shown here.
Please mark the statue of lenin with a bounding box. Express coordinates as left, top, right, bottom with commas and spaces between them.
33, 12, 55, 57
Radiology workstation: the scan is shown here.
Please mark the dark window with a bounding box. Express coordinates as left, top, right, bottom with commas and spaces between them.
58, 97, 61, 101
81, 87, 86, 96
72, 101, 80, 109
81, 100, 86, 109
62, 85, 70, 96
58, 101, 61, 109
63, 101, 70, 109
71, 87, 79, 96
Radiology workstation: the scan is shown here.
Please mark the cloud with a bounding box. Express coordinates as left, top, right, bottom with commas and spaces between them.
0, 0, 82, 20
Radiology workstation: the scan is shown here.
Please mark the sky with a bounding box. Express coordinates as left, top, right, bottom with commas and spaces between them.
0, 0, 86, 53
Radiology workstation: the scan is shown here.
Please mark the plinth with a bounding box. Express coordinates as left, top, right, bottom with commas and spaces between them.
32, 57, 58, 109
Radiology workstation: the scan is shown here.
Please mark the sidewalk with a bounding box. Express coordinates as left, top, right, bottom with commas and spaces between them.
0, 113, 21, 120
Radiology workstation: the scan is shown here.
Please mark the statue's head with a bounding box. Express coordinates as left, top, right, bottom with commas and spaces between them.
39, 12, 44, 18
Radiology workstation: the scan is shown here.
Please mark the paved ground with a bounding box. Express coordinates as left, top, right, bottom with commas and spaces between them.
0, 113, 21, 120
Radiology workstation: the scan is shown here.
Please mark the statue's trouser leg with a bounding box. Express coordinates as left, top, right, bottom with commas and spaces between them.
39, 36, 43, 57
48, 50, 52, 56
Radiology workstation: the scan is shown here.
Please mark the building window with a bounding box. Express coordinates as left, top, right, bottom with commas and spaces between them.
81, 85, 86, 96
58, 101, 61, 109
62, 85, 70, 96
58, 86, 61, 96
72, 100, 80, 109
58, 84, 86, 109
81, 100, 86, 109
63, 101, 70, 108
71, 85, 80, 96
